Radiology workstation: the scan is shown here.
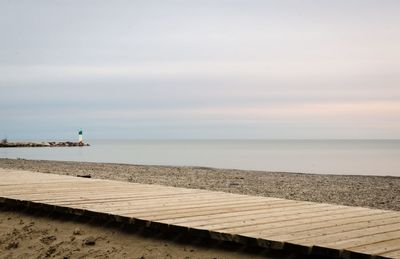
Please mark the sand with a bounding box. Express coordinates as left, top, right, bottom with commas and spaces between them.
0, 158, 399, 258
1, 207, 297, 259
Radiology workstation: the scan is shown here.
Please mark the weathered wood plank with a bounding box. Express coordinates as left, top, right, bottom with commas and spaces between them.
379, 249, 400, 259
294, 223, 400, 247
159, 200, 312, 224
200, 207, 370, 233
242, 211, 397, 238
11, 189, 212, 203
260, 213, 400, 242
180, 204, 335, 229
117, 199, 284, 218
344, 238, 400, 256
333, 231, 400, 250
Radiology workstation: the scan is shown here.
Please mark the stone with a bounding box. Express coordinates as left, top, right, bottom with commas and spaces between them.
83, 236, 96, 246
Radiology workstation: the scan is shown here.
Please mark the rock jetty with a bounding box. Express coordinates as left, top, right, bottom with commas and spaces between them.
0, 141, 90, 148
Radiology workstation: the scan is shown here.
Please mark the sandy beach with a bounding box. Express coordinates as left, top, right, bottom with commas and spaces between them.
1, 158, 399, 258
1, 207, 294, 259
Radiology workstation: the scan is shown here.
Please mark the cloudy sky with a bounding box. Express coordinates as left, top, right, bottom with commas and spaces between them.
1, 0, 400, 140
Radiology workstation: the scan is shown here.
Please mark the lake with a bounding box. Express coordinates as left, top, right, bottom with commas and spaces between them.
1, 139, 399, 176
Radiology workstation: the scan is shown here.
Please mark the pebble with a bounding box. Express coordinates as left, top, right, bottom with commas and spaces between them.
83, 236, 96, 246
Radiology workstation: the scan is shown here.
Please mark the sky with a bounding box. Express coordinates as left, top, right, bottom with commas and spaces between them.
1, 0, 400, 140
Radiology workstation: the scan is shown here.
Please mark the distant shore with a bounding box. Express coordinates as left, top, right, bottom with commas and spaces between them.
0, 158, 399, 211
0, 141, 89, 147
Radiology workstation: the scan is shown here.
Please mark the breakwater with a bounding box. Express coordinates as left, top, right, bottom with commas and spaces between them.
0, 141, 89, 147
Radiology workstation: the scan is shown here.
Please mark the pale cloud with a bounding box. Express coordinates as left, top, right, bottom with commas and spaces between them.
6, 100, 391, 127
1, 0, 400, 139
1, 59, 399, 83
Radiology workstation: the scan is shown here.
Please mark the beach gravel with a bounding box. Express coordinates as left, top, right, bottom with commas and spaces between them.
1, 158, 399, 211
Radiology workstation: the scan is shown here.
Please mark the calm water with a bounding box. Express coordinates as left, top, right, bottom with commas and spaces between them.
1, 140, 400, 176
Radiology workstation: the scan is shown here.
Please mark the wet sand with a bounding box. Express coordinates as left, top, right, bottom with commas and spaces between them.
0, 158, 399, 258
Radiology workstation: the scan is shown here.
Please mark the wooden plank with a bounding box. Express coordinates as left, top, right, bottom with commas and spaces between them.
146, 206, 321, 223
259, 213, 400, 242
13, 189, 211, 203
131, 203, 309, 222
311, 230, 400, 258
1, 186, 211, 201
48, 194, 260, 213
309, 227, 400, 248
179, 203, 338, 229
317, 231, 400, 249
343, 238, 400, 256
159, 200, 309, 224
379, 249, 400, 259
1, 189, 202, 201
242, 211, 397, 238
113, 199, 284, 217
52, 192, 236, 206
115, 201, 324, 222
200, 207, 372, 233
0, 182, 196, 194
67, 195, 261, 210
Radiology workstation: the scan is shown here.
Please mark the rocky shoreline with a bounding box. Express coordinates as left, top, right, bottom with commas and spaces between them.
0, 141, 89, 148
0, 158, 399, 211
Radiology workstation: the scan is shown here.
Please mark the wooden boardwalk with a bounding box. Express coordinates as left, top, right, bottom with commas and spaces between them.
0, 169, 399, 259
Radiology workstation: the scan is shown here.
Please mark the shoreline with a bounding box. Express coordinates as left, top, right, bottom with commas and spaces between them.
1, 158, 399, 211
